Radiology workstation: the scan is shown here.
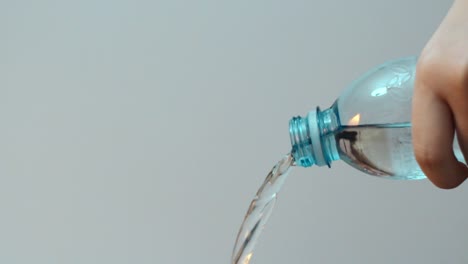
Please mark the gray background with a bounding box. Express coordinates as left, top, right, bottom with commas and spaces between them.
2, 0, 467, 263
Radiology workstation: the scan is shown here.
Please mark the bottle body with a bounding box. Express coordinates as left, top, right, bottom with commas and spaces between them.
289, 57, 465, 180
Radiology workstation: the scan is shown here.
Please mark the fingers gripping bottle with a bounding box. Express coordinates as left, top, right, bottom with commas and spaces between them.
289, 56, 464, 180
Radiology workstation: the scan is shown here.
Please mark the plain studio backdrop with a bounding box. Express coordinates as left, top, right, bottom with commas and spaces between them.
2, 0, 467, 263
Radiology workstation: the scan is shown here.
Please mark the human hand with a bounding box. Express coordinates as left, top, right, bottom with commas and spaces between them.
413, 0, 468, 188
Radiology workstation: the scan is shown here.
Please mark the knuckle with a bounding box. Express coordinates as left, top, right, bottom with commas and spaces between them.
414, 147, 445, 173
416, 50, 439, 76
414, 147, 462, 189
432, 179, 461, 190
416, 51, 468, 95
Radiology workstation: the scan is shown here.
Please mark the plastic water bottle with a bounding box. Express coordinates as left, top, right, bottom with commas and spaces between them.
289, 56, 464, 180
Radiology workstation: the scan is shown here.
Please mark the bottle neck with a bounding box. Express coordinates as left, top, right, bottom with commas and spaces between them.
289, 107, 340, 167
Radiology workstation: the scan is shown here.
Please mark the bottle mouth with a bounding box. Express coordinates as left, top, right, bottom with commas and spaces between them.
289, 107, 330, 167
289, 116, 314, 167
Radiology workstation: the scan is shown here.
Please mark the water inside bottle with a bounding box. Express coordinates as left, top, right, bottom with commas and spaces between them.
336, 123, 425, 180
336, 122, 465, 180
231, 153, 294, 264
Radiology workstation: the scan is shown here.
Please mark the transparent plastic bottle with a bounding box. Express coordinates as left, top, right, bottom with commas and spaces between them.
289, 56, 465, 180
